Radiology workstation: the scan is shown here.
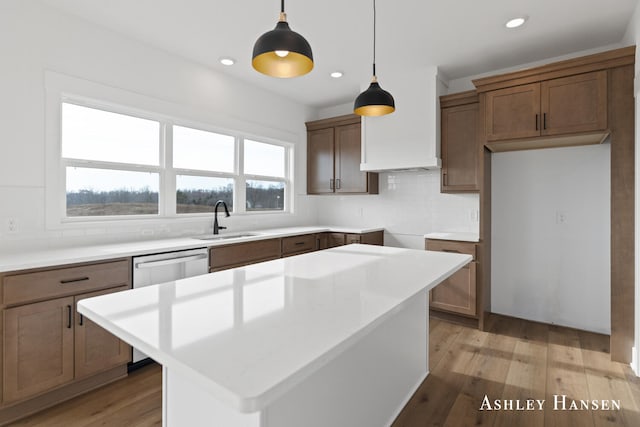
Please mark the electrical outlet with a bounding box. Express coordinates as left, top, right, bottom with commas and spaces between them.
556, 211, 567, 225
469, 209, 479, 223
7, 218, 17, 234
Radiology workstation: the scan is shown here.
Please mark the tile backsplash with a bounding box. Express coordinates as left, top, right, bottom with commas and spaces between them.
313, 170, 479, 249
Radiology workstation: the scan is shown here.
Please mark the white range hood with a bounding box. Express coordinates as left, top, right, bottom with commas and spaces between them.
360, 66, 446, 172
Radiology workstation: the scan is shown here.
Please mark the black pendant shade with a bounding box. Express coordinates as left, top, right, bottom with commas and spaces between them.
354, 78, 395, 116
354, 0, 395, 116
252, 4, 313, 78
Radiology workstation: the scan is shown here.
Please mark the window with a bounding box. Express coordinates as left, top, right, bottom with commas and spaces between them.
62, 103, 161, 217
59, 101, 292, 220
244, 140, 287, 212
173, 125, 236, 214
176, 175, 233, 214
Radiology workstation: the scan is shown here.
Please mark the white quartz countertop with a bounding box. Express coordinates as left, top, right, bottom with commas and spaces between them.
424, 231, 480, 243
0, 226, 384, 273
78, 244, 471, 413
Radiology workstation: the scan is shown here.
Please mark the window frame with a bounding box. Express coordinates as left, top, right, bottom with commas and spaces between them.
239, 137, 292, 214
50, 92, 294, 226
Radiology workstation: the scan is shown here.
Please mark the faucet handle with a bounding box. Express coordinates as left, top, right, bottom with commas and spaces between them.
218, 226, 227, 230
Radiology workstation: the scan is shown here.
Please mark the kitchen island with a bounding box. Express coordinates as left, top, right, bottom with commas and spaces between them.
78, 244, 471, 427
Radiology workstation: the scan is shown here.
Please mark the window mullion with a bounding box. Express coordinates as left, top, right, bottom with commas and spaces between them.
236, 136, 246, 214
286, 146, 293, 213
63, 159, 162, 174
163, 122, 177, 216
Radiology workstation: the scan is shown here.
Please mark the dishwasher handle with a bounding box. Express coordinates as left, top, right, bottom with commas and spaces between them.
135, 253, 208, 269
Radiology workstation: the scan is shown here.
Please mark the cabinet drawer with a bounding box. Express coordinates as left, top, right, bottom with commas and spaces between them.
282, 234, 317, 256
210, 238, 281, 269
426, 240, 476, 261
2, 259, 131, 306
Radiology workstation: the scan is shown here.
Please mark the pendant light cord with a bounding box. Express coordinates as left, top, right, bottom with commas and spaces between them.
281, 0, 285, 13
372, 0, 376, 77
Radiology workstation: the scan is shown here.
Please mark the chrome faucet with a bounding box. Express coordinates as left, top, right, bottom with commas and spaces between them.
213, 200, 230, 234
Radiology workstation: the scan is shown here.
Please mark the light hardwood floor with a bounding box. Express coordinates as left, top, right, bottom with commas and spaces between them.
12, 314, 640, 426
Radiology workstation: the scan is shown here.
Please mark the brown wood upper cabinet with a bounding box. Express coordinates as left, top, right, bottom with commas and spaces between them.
485, 70, 607, 142
306, 115, 378, 195
440, 91, 479, 192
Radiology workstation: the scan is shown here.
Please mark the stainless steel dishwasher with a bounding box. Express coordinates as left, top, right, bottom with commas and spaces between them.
131, 247, 209, 366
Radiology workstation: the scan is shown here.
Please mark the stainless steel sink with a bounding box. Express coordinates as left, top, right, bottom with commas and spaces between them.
195, 233, 260, 241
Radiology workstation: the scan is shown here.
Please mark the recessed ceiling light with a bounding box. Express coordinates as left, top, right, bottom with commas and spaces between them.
330, 71, 343, 78
219, 57, 235, 66
505, 16, 527, 29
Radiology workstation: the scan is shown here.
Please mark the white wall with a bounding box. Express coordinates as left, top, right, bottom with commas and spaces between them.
491, 144, 611, 333
0, 1, 317, 250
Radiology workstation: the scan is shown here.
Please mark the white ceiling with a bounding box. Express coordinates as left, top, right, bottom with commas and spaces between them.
39, 0, 637, 108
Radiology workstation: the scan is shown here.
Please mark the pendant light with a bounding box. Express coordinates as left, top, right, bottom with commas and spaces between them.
252, 0, 314, 78
354, 0, 395, 116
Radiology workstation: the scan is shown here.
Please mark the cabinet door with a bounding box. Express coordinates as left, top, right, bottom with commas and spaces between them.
335, 123, 367, 193
307, 128, 335, 194
3, 297, 74, 403
345, 234, 361, 245
326, 233, 346, 248
209, 238, 282, 271
74, 287, 131, 379
359, 231, 384, 246
441, 103, 479, 192
485, 83, 541, 141
429, 262, 477, 317
541, 70, 607, 136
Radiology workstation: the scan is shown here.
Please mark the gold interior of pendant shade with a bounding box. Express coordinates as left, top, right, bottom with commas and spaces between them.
252, 52, 314, 79
354, 104, 395, 116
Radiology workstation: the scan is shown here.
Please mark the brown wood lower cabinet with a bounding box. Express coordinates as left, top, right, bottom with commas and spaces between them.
74, 286, 131, 380
357, 231, 384, 246
325, 232, 346, 248
318, 230, 384, 249
282, 234, 317, 257
3, 297, 75, 403
212, 231, 384, 269
209, 238, 282, 272
0, 259, 131, 422
426, 239, 478, 318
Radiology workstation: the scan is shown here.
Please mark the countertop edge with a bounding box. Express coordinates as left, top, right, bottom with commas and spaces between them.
424, 232, 480, 243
